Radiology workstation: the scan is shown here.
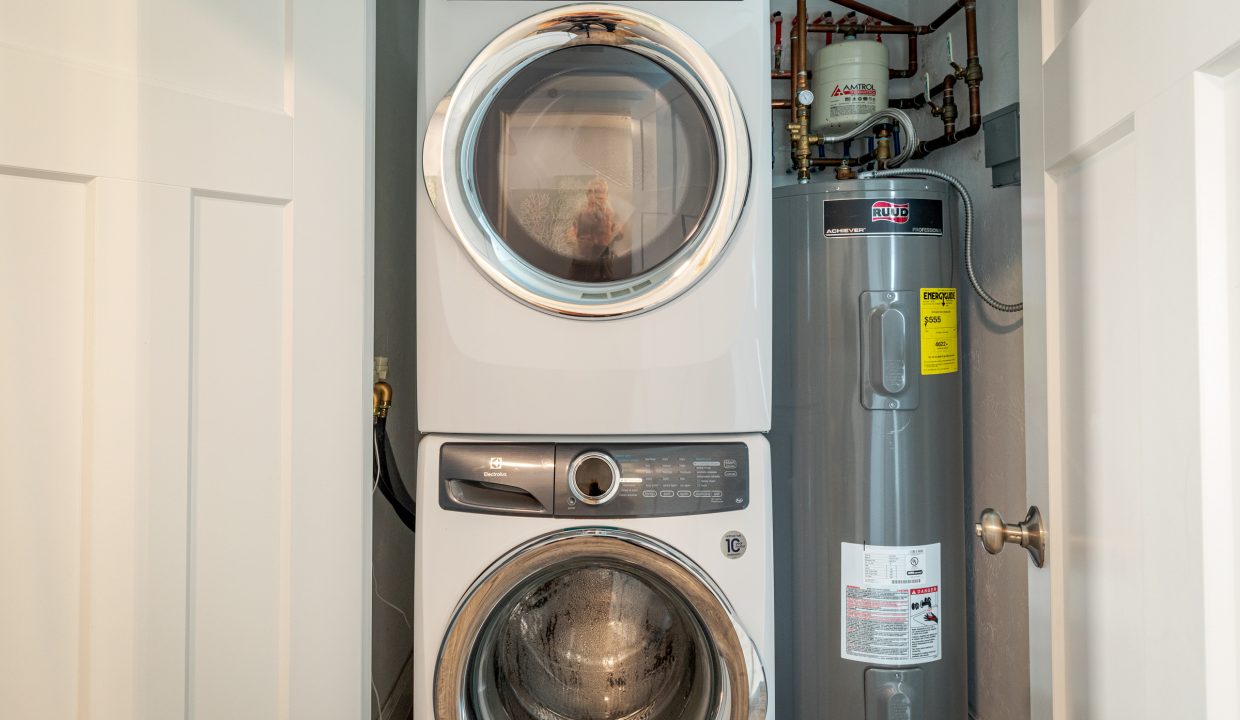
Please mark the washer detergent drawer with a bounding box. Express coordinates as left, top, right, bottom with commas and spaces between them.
439, 444, 555, 515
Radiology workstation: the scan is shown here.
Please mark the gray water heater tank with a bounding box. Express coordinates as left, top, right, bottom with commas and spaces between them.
770, 177, 967, 719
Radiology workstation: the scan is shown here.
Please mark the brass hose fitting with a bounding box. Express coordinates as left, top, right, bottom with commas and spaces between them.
373, 380, 392, 419
373, 355, 392, 419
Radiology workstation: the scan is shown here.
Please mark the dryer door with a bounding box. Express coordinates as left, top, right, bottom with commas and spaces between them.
423, 4, 750, 319
434, 529, 767, 719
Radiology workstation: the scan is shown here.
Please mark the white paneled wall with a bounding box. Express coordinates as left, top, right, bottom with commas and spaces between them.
0, 172, 90, 719
190, 194, 289, 719
0, 1, 371, 718
86, 179, 192, 720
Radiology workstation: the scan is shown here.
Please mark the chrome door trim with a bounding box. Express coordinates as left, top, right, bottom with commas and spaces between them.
423, 4, 751, 319
433, 527, 767, 719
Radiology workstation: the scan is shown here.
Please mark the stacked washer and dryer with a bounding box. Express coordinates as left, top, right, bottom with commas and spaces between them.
413, 2, 773, 719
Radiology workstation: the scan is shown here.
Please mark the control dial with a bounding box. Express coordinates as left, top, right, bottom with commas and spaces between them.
568, 451, 621, 505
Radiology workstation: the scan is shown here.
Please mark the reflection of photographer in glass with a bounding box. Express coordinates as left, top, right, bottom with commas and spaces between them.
567, 177, 625, 282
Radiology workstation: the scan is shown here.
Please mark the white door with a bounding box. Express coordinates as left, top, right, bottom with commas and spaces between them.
1020, 0, 1240, 717
0, 2, 372, 719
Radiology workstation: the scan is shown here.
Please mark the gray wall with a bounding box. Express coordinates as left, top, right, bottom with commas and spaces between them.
768, 0, 1030, 717
906, 2, 1031, 717
372, 0, 419, 715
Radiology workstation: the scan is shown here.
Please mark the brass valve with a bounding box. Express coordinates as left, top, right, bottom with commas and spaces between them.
874, 127, 892, 168
787, 121, 822, 184
964, 58, 983, 85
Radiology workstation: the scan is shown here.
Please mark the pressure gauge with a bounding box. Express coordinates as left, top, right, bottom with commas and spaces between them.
797, 89, 815, 106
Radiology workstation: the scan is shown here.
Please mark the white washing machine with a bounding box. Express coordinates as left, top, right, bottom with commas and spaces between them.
413, 434, 774, 719
417, 1, 771, 435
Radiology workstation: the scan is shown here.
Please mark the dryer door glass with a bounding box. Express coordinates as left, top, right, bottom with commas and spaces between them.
423, 7, 750, 318
473, 45, 716, 285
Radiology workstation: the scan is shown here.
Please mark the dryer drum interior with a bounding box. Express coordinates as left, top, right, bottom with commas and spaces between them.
434, 531, 764, 720
471, 45, 718, 288
424, 5, 751, 318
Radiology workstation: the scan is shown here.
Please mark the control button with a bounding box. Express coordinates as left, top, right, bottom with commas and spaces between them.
676, 490, 692, 498
568, 452, 621, 506
660, 491, 675, 498
642, 490, 658, 498
693, 491, 711, 498
711, 491, 723, 498
724, 470, 738, 478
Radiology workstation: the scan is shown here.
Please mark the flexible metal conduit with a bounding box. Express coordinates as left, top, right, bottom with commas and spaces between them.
860, 167, 1023, 312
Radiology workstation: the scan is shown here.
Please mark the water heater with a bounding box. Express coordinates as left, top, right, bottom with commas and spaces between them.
771, 177, 967, 719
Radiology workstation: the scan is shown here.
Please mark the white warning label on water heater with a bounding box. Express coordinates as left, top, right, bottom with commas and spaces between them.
840, 542, 941, 664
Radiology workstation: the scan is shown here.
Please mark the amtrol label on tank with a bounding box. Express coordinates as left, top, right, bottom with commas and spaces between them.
840, 542, 942, 665
920, 287, 959, 375
822, 198, 943, 236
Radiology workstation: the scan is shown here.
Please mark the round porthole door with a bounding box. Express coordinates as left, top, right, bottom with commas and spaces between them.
434, 529, 767, 719
423, 5, 751, 318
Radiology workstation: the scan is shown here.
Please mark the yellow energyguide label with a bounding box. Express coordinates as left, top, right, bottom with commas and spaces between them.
920, 288, 958, 375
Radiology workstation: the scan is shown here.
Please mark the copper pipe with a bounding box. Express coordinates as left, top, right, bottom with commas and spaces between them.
773, 99, 793, 109
772, 71, 792, 79
930, 0, 967, 30
938, 74, 958, 137
808, 22, 929, 36
891, 77, 948, 109
810, 151, 876, 168
789, 0, 816, 182
913, 1, 983, 158
890, 35, 918, 78
828, 0, 911, 27
962, 0, 983, 123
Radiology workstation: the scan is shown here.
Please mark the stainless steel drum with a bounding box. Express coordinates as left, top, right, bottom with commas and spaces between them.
434, 529, 766, 720
493, 565, 700, 720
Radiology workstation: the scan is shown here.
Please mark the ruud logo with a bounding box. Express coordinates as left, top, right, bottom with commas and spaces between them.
871, 201, 910, 223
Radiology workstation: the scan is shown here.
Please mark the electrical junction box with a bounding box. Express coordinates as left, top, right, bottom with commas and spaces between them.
982, 102, 1020, 188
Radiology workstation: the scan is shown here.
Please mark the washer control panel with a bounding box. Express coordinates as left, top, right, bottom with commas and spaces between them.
439, 442, 749, 518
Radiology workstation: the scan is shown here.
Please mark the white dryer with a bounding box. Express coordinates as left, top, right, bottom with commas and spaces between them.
417, 1, 771, 435
412, 435, 774, 719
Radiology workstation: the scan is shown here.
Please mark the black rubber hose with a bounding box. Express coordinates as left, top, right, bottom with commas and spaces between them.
374, 416, 416, 532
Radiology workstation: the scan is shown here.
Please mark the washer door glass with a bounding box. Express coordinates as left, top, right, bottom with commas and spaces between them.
473, 45, 715, 286
475, 562, 715, 719
424, 6, 750, 318
433, 530, 766, 720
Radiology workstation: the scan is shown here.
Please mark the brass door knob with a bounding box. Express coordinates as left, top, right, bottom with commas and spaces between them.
975, 506, 1046, 568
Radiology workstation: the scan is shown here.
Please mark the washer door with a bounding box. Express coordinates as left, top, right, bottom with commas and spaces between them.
423, 4, 751, 319
434, 529, 767, 720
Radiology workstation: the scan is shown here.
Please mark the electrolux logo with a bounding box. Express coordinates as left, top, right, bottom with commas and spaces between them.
871, 201, 910, 223
831, 82, 877, 97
